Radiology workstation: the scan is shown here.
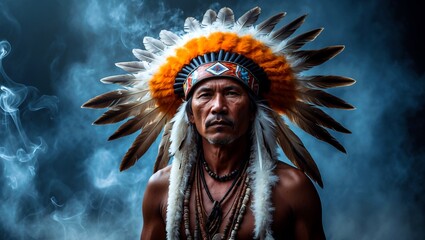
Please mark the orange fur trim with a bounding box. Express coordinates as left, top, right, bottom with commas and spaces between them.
149, 32, 297, 117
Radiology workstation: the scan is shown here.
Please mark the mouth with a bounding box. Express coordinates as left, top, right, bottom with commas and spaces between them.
211, 122, 231, 127
206, 119, 233, 128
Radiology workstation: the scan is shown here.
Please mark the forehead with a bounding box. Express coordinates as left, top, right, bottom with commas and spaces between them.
192, 78, 247, 93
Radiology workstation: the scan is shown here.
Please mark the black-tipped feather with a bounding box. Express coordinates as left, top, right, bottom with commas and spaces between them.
255, 12, 286, 36
93, 98, 156, 125
293, 102, 351, 133
269, 14, 307, 41
267, 107, 323, 187
299, 89, 355, 109
298, 75, 356, 89
291, 46, 344, 72
100, 74, 139, 87
108, 107, 161, 140
119, 102, 177, 171
119, 114, 167, 171
281, 28, 323, 52
154, 121, 173, 173
259, 121, 274, 158
286, 103, 347, 153
81, 89, 149, 109
235, 6, 261, 30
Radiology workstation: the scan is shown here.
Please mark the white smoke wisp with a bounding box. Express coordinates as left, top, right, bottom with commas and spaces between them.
0, 40, 59, 238
33, 1, 185, 239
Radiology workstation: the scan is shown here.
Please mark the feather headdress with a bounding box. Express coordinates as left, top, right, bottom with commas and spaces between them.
82, 6, 355, 188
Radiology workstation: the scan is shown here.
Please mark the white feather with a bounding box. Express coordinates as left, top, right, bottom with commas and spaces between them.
132, 49, 158, 63
249, 104, 279, 239
184, 17, 201, 33
201, 9, 217, 27
216, 7, 235, 28
159, 30, 181, 46
143, 36, 165, 54
166, 102, 198, 240
115, 61, 146, 73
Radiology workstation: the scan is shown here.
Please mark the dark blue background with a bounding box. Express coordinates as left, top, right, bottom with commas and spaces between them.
1, 0, 424, 239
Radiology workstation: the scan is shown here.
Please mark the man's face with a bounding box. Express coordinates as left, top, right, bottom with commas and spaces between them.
189, 78, 254, 145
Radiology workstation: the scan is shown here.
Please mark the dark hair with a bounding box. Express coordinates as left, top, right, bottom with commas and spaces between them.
185, 96, 194, 116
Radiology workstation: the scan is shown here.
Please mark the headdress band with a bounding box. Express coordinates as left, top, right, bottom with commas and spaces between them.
183, 61, 260, 97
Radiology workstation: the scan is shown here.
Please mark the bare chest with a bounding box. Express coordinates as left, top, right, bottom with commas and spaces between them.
181, 185, 256, 240
160, 178, 295, 239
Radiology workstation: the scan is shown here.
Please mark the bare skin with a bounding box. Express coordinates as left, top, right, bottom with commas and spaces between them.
141, 79, 325, 239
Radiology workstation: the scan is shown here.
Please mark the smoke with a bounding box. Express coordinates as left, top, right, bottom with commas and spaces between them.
0, 39, 58, 238
1, 0, 424, 239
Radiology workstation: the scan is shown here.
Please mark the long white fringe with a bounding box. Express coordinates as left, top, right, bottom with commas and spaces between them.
166, 102, 198, 240
249, 104, 279, 239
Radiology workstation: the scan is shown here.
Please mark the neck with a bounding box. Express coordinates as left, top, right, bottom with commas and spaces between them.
201, 133, 250, 176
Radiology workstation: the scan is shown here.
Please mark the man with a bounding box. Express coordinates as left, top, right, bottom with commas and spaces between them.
83, 6, 354, 240
141, 78, 325, 239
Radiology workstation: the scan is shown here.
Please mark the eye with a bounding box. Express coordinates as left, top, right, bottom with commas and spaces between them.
226, 90, 240, 96
197, 92, 212, 99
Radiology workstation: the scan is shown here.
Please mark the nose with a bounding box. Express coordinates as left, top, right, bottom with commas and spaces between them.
210, 94, 228, 115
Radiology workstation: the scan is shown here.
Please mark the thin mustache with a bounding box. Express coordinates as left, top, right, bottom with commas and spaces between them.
205, 117, 233, 128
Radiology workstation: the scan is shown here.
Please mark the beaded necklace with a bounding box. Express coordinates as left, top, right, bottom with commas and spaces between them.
202, 158, 241, 182
199, 157, 243, 236
183, 155, 251, 240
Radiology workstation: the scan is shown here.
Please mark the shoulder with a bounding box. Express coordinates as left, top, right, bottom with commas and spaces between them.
141, 166, 171, 239
272, 161, 321, 212
274, 162, 315, 190
271, 162, 324, 238
142, 165, 171, 222
145, 165, 171, 197
143, 165, 171, 211
147, 165, 171, 187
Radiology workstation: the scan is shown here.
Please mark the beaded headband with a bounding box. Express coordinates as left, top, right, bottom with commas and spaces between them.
182, 60, 260, 97
82, 6, 355, 187
174, 50, 267, 98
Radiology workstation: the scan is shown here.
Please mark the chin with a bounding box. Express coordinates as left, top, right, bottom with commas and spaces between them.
206, 136, 236, 145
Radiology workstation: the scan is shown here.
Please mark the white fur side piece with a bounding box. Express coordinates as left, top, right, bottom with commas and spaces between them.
169, 102, 188, 154
250, 104, 279, 239
166, 145, 185, 239
166, 103, 198, 239
166, 148, 198, 239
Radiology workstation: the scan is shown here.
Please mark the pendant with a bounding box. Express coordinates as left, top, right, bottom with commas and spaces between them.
212, 233, 224, 240
207, 201, 222, 236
